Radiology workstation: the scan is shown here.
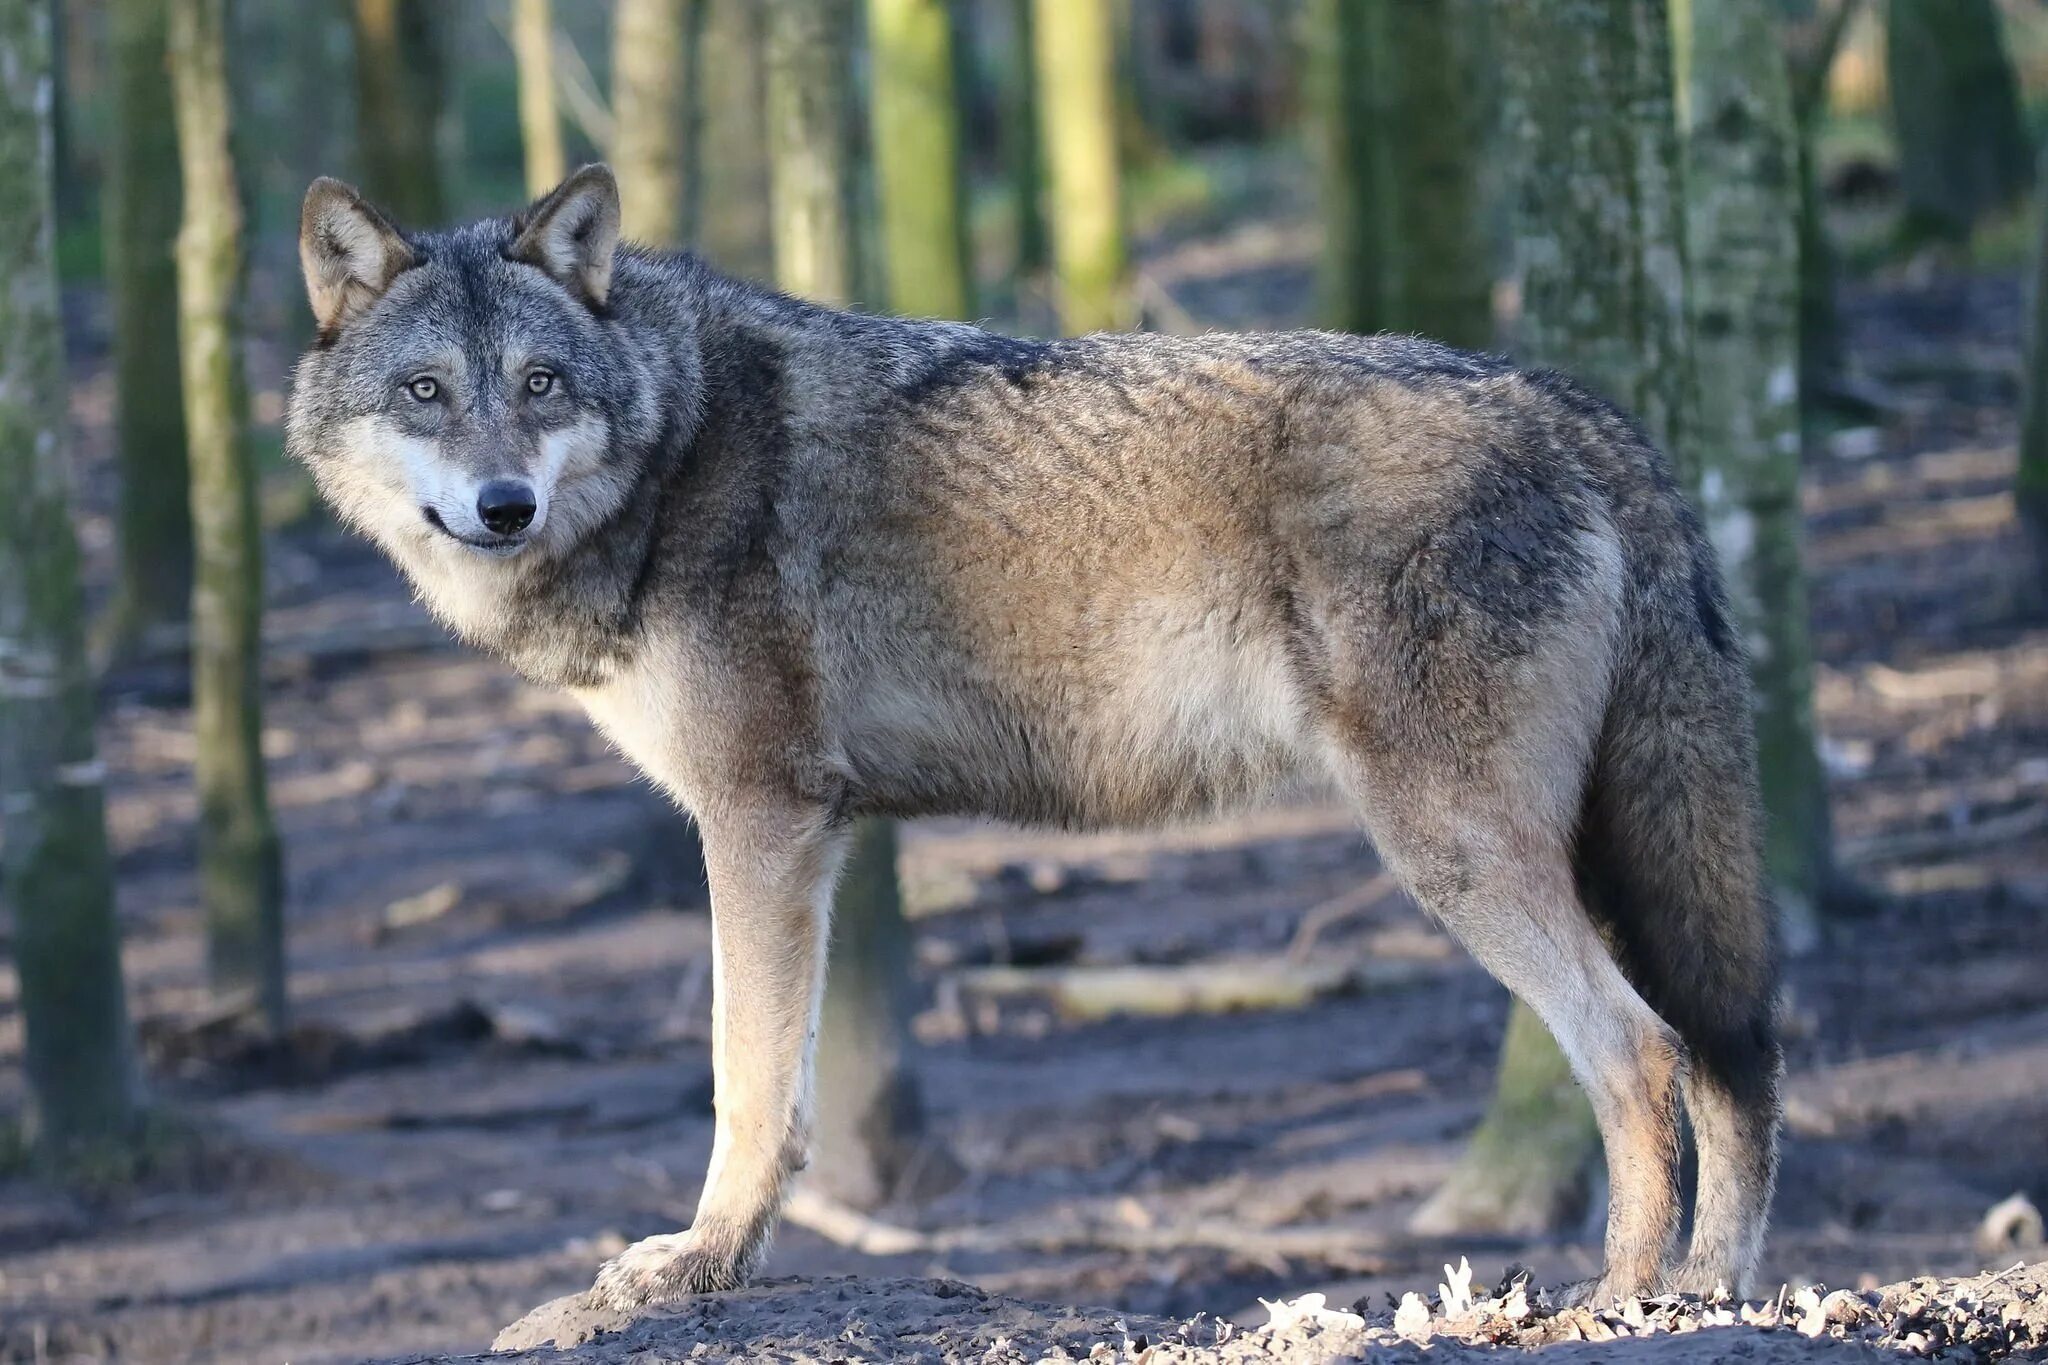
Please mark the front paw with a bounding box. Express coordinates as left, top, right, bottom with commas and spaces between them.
587, 1230, 748, 1310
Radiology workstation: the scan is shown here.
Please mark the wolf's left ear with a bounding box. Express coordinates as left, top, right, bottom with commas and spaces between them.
509, 164, 622, 307
300, 178, 417, 335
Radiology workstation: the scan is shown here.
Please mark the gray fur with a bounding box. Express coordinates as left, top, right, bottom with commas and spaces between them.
289, 168, 1782, 1313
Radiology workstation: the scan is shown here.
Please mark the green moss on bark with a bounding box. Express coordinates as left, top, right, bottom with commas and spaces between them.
0, 0, 141, 1172
170, 0, 288, 1036
869, 0, 973, 320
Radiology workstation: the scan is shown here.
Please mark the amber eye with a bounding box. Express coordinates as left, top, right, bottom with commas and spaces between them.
526, 369, 556, 396
406, 375, 440, 402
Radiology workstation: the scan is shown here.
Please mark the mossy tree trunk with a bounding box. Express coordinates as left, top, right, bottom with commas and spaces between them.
612, 0, 697, 246
1004, 0, 1047, 278
0, 0, 141, 1171
1310, 0, 1490, 349
103, 0, 193, 656
763, 18, 945, 1206
349, 0, 447, 225
700, 0, 773, 280
868, 0, 972, 320
765, 0, 857, 307
512, 0, 566, 198
1416, 0, 1692, 1238
1032, 0, 1127, 334
170, 0, 287, 1037
2018, 154, 2048, 607
1675, 0, 1833, 936
1885, 0, 2030, 244
1786, 0, 1859, 401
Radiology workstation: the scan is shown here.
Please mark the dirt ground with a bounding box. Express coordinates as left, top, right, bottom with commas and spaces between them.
2, 207, 2047, 1364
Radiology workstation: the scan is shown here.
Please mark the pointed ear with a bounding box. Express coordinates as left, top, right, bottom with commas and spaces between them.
508, 164, 622, 307
299, 178, 417, 335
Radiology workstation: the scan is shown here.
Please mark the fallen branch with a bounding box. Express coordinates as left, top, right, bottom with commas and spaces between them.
951, 951, 1435, 1024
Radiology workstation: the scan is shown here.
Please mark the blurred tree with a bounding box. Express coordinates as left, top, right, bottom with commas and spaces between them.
2019, 159, 2048, 602
763, 3, 946, 1207
1415, 0, 1692, 1239
1033, 0, 1127, 334
512, 0, 566, 197
868, 0, 972, 320
612, 0, 696, 245
700, 0, 773, 280
766, 0, 856, 305
1003, 0, 1047, 277
1885, 0, 2030, 243
1785, 0, 1861, 400
1676, 0, 1834, 939
171, 0, 288, 1037
349, 0, 447, 225
102, 0, 193, 656
0, 0, 142, 1173
1310, 0, 1490, 348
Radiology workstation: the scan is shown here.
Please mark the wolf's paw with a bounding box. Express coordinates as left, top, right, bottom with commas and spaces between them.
1554, 1268, 1658, 1310
586, 1231, 747, 1310
1661, 1256, 1742, 1301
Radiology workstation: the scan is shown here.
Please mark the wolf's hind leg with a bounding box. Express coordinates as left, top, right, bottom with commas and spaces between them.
588, 803, 846, 1310
1354, 795, 1685, 1303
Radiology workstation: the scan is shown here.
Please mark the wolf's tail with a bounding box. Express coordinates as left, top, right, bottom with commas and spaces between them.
1574, 534, 1782, 1285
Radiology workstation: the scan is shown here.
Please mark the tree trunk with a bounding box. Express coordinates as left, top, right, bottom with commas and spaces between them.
1311, 0, 1490, 348
349, 0, 447, 225
1417, 0, 1692, 1237
611, 0, 695, 246
170, 0, 288, 1037
761, 5, 946, 1208
1786, 0, 1858, 400
1004, 0, 1047, 277
765, 0, 856, 307
512, 0, 566, 197
868, 0, 972, 320
0, 0, 140, 1171
1032, 0, 1127, 334
102, 0, 193, 656
812, 820, 953, 1208
2018, 153, 2048, 608
1676, 0, 1833, 937
699, 0, 773, 281
1885, 0, 2030, 243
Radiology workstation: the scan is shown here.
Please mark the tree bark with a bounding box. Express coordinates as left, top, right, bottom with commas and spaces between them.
348, 0, 447, 225
1675, 0, 1834, 936
868, 0, 973, 320
512, 0, 566, 197
1004, 0, 1047, 277
2019, 153, 2048, 607
611, 0, 695, 246
0, 0, 141, 1170
765, 0, 856, 307
103, 0, 193, 655
812, 820, 952, 1208
1885, 0, 2030, 243
1418, 0, 1692, 1237
170, 0, 288, 1037
1310, 0, 1490, 348
699, 0, 773, 281
1032, 0, 1127, 334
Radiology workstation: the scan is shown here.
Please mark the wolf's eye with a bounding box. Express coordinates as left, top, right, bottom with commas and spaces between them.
406, 376, 440, 402
526, 369, 556, 396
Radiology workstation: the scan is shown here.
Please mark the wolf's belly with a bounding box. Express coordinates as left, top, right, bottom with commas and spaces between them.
829, 592, 1324, 828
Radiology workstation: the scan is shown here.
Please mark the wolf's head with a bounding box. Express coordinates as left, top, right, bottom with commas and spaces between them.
287, 166, 685, 623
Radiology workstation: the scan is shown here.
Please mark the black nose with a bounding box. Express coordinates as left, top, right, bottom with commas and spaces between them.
476, 480, 536, 535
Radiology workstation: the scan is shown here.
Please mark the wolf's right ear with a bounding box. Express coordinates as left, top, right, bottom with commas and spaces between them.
299, 178, 416, 335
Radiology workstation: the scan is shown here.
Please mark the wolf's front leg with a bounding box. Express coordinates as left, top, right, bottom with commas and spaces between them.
588, 803, 846, 1309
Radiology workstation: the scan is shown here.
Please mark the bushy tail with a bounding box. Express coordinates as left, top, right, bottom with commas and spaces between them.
1574, 552, 1783, 1291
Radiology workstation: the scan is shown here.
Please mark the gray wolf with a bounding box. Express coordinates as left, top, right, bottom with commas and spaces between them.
288, 165, 1782, 1310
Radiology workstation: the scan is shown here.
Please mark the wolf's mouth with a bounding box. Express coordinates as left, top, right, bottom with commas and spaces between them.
423, 505, 530, 556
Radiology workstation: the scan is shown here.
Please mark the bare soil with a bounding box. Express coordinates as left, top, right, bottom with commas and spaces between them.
2, 225, 2046, 1363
